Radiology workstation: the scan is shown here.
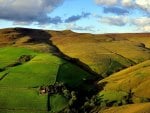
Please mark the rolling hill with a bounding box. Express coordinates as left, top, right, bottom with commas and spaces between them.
50, 30, 150, 77
0, 28, 150, 113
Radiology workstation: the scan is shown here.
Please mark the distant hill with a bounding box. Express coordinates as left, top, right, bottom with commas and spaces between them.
0, 28, 150, 113
51, 30, 150, 77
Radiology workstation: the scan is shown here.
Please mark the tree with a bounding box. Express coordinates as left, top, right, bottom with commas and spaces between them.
63, 89, 70, 99
68, 91, 77, 106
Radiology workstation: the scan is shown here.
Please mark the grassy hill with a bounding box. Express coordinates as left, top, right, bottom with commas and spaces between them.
0, 46, 94, 113
95, 60, 150, 110
98, 103, 150, 113
0, 28, 150, 113
50, 30, 150, 113
51, 31, 150, 77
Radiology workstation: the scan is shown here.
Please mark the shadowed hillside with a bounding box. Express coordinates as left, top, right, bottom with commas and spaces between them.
50, 30, 150, 77
0, 28, 150, 113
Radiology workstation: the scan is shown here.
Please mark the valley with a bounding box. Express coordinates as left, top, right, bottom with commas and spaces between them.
0, 28, 150, 113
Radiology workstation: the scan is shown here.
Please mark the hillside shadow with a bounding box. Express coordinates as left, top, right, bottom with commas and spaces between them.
97, 81, 107, 91
47, 93, 51, 111
14, 28, 52, 44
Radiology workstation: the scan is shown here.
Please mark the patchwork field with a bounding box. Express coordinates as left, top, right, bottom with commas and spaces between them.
0, 28, 150, 113
0, 46, 93, 113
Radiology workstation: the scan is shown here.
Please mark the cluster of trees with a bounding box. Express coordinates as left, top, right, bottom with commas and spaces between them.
40, 82, 77, 105
61, 90, 78, 113
81, 95, 99, 113
48, 82, 65, 94
40, 82, 67, 94
41, 82, 139, 113
40, 80, 147, 113
49, 82, 98, 113
6, 55, 32, 68
40, 82, 78, 113
62, 95, 99, 113
17, 55, 32, 63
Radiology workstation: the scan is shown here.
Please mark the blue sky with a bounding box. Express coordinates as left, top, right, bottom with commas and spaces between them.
0, 0, 150, 34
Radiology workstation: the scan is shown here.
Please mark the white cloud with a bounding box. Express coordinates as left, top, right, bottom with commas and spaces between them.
99, 15, 150, 32
95, 0, 150, 32
66, 23, 94, 31
0, 0, 64, 24
95, 0, 150, 14
131, 17, 150, 32
132, 17, 150, 26
140, 26, 150, 32
135, 0, 150, 13
121, 0, 133, 7
95, 0, 118, 6
100, 16, 128, 26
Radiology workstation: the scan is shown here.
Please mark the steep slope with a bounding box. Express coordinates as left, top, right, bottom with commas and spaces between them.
0, 29, 94, 113
0, 28, 53, 52
97, 60, 150, 105
0, 47, 94, 113
49, 30, 150, 112
50, 31, 150, 77
0, 28, 150, 113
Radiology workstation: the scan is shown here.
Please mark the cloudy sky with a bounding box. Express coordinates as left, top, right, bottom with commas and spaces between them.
0, 0, 150, 34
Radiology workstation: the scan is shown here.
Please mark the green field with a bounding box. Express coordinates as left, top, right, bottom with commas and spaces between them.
0, 47, 93, 113
0, 28, 150, 113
